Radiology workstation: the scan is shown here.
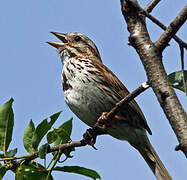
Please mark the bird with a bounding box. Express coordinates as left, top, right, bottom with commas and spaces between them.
47, 32, 172, 180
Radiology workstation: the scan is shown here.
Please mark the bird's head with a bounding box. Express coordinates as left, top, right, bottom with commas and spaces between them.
47, 32, 102, 64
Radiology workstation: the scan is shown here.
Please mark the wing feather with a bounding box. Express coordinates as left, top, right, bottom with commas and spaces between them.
92, 60, 152, 135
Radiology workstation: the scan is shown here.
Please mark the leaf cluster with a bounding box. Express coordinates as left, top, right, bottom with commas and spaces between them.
0, 99, 101, 180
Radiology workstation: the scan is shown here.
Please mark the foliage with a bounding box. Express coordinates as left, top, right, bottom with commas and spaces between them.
0, 99, 101, 180
168, 70, 187, 93
0, 68, 186, 179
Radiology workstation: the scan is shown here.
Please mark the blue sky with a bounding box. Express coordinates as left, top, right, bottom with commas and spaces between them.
0, 0, 186, 179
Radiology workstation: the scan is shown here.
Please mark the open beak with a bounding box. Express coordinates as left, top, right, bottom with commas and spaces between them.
46, 32, 68, 49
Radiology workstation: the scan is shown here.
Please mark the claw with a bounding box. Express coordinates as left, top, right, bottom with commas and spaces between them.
91, 144, 98, 150
82, 128, 98, 150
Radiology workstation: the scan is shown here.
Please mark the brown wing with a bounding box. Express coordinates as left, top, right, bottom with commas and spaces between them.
93, 60, 152, 135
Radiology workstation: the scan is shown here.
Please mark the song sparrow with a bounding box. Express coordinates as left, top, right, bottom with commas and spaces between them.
47, 32, 172, 180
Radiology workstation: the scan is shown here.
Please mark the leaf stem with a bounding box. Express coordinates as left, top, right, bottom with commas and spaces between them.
0, 154, 33, 161
46, 151, 62, 180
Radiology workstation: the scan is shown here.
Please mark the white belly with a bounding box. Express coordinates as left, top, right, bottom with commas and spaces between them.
64, 83, 114, 127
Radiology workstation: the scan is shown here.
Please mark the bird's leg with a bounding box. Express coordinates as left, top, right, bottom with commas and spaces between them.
81, 112, 112, 150
82, 125, 107, 150
95, 112, 111, 129
82, 128, 98, 150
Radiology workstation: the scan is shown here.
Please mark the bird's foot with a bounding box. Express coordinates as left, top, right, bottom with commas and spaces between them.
82, 128, 98, 150
96, 112, 111, 129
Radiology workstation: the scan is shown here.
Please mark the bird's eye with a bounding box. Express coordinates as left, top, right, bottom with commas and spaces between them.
74, 36, 82, 42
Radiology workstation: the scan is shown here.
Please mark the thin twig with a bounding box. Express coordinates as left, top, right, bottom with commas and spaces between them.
46, 151, 62, 180
130, 2, 187, 49
94, 82, 150, 127
7, 141, 85, 170
155, 5, 187, 51
145, 0, 161, 13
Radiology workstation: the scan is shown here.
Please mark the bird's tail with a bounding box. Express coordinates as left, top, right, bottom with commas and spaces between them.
131, 136, 172, 180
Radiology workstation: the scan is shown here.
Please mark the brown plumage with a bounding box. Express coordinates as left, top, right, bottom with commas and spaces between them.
47, 32, 172, 180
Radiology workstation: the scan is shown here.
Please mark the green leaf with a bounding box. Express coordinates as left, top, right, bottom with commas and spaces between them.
168, 70, 187, 92
0, 98, 14, 153
23, 120, 35, 154
54, 118, 73, 146
6, 148, 17, 157
53, 118, 74, 157
54, 166, 101, 180
59, 118, 73, 138
23, 111, 62, 154
15, 165, 24, 180
50, 111, 62, 123
49, 118, 74, 157
47, 130, 58, 144
31, 111, 62, 151
16, 163, 53, 180
38, 143, 49, 159
0, 166, 7, 180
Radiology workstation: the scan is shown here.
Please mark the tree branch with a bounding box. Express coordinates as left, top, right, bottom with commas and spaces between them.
6, 141, 85, 170
94, 82, 150, 128
155, 5, 187, 51
145, 0, 161, 13
120, 0, 187, 157
131, 1, 187, 49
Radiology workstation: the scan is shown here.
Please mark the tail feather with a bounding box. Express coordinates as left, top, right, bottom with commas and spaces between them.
131, 136, 172, 180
